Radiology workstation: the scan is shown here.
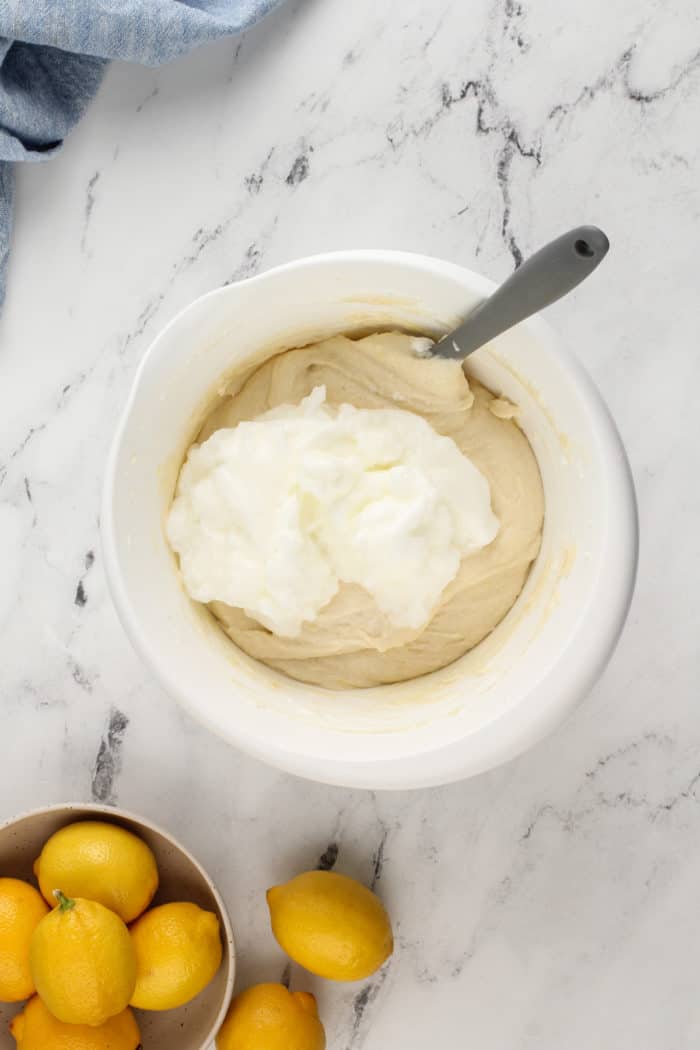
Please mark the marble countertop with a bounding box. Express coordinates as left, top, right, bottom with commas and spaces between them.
1, 1, 698, 1046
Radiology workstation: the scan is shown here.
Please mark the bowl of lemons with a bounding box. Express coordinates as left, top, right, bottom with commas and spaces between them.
0, 803, 235, 1050
1, 803, 396, 1050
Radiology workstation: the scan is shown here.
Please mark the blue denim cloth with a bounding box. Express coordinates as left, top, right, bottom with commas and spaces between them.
0, 0, 284, 304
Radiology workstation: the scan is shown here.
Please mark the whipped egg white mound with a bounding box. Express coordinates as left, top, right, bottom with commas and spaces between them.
167, 332, 544, 689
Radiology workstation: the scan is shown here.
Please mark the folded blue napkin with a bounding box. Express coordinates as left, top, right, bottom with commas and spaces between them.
0, 0, 283, 305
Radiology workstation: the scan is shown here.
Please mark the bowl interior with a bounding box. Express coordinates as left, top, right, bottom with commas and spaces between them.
0, 805, 234, 1050
103, 251, 637, 788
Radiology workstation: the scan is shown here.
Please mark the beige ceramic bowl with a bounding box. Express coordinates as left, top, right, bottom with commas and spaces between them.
0, 804, 235, 1050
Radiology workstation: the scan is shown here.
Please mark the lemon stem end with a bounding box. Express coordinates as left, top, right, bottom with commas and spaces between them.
54, 889, 75, 911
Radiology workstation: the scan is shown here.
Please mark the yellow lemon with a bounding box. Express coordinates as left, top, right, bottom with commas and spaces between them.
217, 984, 325, 1050
10, 995, 141, 1050
129, 901, 222, 1010
34, 820, 158, 923
0, 879, 49, 1002
30, 892, 136, 1026
267, 871, 393, 982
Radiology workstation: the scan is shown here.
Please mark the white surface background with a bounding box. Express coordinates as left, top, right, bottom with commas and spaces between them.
1, 0, 699, 1046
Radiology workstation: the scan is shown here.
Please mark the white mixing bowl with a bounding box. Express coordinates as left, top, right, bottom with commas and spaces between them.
102, 251, 637, 789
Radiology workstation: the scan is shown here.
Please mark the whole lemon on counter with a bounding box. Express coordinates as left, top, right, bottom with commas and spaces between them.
266, 870, 393, 981
34, 820, 158, 923
30, 891, 136, 1026
129, 901, 222, 1010
0, 878, 49, 1002
217, 983, 326, 1050
9, 995, 141, 1050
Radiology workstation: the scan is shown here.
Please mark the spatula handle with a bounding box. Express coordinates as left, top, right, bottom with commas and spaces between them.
433, 226, 610, 359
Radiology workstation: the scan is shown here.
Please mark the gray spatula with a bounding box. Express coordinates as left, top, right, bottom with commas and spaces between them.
428, 226, 610, 360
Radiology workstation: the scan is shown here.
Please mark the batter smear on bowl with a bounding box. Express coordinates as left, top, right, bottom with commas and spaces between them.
167, 332, 544, 688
